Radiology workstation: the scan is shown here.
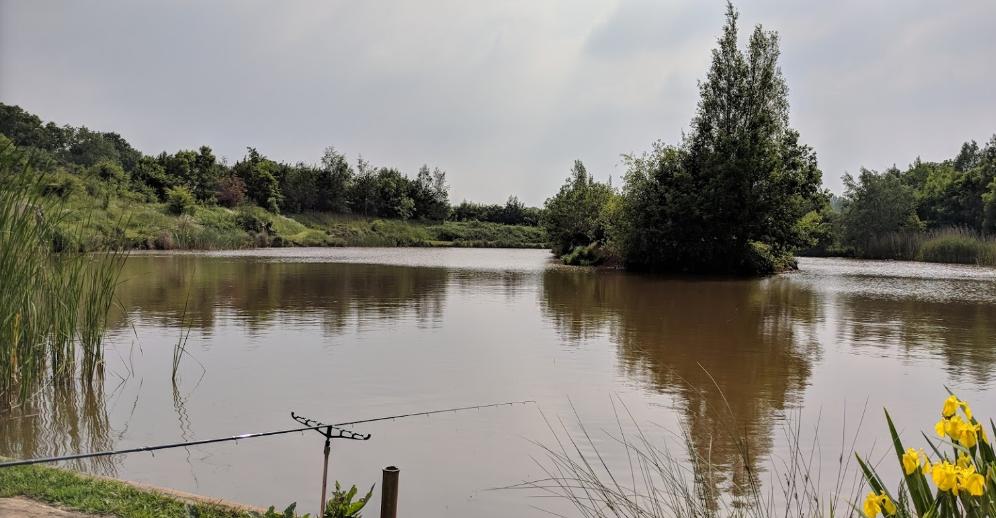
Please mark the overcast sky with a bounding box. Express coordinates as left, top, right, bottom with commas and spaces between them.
2, 1, 994, 205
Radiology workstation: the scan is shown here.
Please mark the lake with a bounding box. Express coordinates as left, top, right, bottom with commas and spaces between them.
3, 248, 996, 516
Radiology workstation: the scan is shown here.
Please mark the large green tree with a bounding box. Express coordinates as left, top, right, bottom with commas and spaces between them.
543, 160, 615, 256
233, 147, 282, 212
316, 147, 354, 213
840, 168, 923, 255
412, 165, 449, 221
618, 3, 822, 274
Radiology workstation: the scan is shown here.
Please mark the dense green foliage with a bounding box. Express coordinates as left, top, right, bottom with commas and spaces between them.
324, 482, 373, 518
0, 103, 542, 228
800, 136, 996, 262
451, 196, 543, 226
543, 4, 822, 274
542, 160, 616, 258
0, 103, 546, 251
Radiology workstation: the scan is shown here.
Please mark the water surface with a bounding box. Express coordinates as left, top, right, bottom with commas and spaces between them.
3, 250, 996, 516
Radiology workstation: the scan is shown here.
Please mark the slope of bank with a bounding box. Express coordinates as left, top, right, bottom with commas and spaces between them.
0, 462, 284, 518
50, 188, 548, 251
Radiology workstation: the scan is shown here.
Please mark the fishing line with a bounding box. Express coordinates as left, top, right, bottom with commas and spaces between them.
0, 400, 535, 468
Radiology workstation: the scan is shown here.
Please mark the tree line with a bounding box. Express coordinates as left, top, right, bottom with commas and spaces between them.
0, 103, 541, 226
799, 137, 996, 257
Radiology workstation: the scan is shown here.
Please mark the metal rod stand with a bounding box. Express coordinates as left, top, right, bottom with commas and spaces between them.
320, 428, 332, 517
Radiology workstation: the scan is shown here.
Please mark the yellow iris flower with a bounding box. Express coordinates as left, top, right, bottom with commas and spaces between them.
902, 448, 926, 475
935, 414, 981, 448
862, 491, 896, 517
928, 460, 986, 496
932, 462, 959, 493
942, 395, 959, 418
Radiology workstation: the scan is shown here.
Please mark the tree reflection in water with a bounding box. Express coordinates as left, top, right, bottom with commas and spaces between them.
541, 269, 823, 495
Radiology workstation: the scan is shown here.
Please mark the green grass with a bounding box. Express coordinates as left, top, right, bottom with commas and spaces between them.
427, 220, 548, 248
42, 179, 548, 252
289, 212, 548, 248
0, 463, 263, 518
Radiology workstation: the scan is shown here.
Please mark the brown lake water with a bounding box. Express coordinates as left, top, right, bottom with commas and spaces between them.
3, 248, 996, 516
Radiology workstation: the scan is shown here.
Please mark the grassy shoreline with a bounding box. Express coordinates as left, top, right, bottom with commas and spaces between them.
51, 188, 548, 252
0, 462, 284, 518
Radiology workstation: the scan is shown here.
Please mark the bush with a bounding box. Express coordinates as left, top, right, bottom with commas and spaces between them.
165, 186, 196, 215
235, 208, 274, 234
41, 174, 82, 199
324, 482, 374, 518
543, 160, 615, 256
745, 242, 797, 275
561, 243, 613, 266
215, 174, 247, 208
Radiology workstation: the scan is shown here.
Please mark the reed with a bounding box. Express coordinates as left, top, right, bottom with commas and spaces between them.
0, 140, 126, 403
517, 401, 865, 518
854, 227, 996, 267
916, 229, 996, 266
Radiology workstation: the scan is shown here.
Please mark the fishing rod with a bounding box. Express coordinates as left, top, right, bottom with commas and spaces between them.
0, 400, 535, 469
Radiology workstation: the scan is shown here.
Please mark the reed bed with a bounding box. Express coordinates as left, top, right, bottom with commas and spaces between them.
0, 141, 125, 403
853, 228, 996, 266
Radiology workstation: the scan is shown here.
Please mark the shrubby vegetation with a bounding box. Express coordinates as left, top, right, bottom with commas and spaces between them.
0, 103, 546, 250
542, 160, 616, 258
450, 196, 543, 227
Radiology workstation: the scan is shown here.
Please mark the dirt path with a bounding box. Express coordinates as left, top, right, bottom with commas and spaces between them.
0, 496, 98, 517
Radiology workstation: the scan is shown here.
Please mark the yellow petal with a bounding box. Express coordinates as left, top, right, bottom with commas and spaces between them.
942, 395, 959, 418
881, 494, 897, 516
863, 492, 881, 517
966, 473, 986, 497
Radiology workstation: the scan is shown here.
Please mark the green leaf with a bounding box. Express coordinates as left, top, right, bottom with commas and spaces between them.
886, 409, 930, 515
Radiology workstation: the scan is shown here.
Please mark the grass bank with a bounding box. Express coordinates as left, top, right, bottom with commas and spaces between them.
0, 462, 289, 518
292, 212, 548, 248
47, 173, 547, 251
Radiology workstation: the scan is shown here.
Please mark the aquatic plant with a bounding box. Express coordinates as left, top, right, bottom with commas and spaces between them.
856, 393, 996, 517
523, 392, 996, 518
324, 482, 374, 518
0, 138, 126, 403
518, 403, 858, 518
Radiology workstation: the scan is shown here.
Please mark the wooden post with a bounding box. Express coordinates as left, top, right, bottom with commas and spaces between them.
380, 465, 399, 518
